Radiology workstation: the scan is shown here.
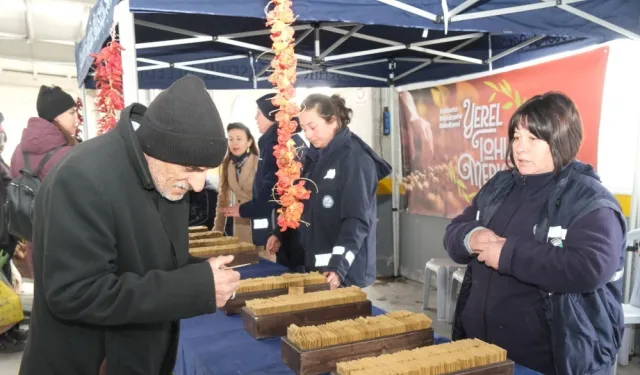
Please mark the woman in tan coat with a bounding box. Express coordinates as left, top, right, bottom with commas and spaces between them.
213, 123, 275, 259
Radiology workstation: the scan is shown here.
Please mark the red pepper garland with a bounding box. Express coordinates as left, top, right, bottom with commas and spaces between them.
266, 0, 311, 231
90, 31, 125, 135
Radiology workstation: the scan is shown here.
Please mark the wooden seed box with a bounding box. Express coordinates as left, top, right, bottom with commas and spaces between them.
190, 248, 259, 267
281, 328, 435, 375
221, 283, 331, 315
242, 300, 372, 340
332, 360, 514, 375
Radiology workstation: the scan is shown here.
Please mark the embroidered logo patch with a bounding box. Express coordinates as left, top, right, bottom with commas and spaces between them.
324, 169, 336, 179
322, 195, 334, 208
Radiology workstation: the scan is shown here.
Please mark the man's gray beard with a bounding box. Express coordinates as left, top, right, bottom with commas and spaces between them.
159, 190, 185, 202
150, 174, 186, 202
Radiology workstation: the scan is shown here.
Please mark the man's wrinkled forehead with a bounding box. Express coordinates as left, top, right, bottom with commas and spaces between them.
185, 166, 208, 172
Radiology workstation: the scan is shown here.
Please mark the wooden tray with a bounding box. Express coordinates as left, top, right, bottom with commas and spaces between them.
242, 300, 372, 340
332, 360, 514, 375
188, 231, 222, 240
188, 226, 208, 233
448, 361, 514, 375
221, 283, 331, 315
189, 237, 239, 248
282, 328, 435, 375
191, 249, 259, 267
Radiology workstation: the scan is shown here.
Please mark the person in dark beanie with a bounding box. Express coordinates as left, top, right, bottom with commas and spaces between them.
19, 74, 240, 375
222, 93, 307, 268
10, 85, 78, 278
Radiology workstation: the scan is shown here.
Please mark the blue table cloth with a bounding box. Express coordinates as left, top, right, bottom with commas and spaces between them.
175, 261, 542, 375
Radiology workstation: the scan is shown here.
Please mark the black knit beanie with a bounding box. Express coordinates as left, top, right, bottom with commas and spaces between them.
136, 74, 227, 168
256, 93, 277, 123
36, 85, 76, 122
256, 93, 301, 132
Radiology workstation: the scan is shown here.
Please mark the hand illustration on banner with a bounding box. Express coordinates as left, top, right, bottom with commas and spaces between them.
398, 46, 607, 218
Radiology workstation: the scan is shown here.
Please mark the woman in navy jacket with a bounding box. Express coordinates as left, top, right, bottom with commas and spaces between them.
269, 94, 391, 289
444, 92, 625, 375
223, 94, 306, 250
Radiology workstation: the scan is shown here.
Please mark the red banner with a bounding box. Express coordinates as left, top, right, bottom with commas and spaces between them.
398, 46, 608, 218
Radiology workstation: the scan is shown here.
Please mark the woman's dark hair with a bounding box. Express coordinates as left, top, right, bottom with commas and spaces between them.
506, 91, 582, 173
219, 122, 259, 194
301, 94, 353, 132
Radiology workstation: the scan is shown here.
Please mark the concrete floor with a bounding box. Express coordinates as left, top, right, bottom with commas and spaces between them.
1, 278, 639, 374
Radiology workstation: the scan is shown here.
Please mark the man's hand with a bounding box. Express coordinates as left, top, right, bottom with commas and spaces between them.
323, 271, 341, 290
476, 238, 506, 270
207, 255, 241, 308
222, 204, 241, 218
266, 236, 281, 255
469, 228, 499, 253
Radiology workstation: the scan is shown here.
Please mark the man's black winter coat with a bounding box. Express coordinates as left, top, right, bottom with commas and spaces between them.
19, 104, 217, 375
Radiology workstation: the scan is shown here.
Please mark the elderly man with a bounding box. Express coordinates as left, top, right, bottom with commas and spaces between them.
19, 75, 240, 375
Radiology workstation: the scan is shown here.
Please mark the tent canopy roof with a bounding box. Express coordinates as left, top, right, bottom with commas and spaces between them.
129, 0, 640, 40
76, 0, 638, 89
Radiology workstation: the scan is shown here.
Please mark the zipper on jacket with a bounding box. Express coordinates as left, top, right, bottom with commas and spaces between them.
482, 272, 492, 341
482, 181, 527, 343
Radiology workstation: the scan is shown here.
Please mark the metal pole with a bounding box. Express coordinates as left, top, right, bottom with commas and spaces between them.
115, 0, 139, 106
389, 60, 400, 277
81, 84, 90, 139
314, 27, 321, 58
624, 120, 640, 303
249, 52, 257, 89
488, 33, 493, 71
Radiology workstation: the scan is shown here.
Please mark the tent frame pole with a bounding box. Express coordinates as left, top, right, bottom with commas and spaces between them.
449, 0, 587, 22
114, 0, 139, 106
488, 33, 493, 71
321, 30, 484, 63
331, 59, 388, 70
319, 25, 363, 59
81, 84, 90, 139
557, 3, 640, 40
136, 36, 212, 50
486, 35, 546, 64
408, 46, 483, 64
388, 58, 401, 278
249, 52, 257, 89
378, 0, 639, 41
137, 57, 249, 81
393, 34, 483, 82
136, 55, 247, 72
376, 0, 438, 21
449, 0, 481, 18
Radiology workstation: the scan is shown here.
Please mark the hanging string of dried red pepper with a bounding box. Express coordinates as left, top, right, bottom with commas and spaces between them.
90, 29, 124, 135
266, 0, 312, 231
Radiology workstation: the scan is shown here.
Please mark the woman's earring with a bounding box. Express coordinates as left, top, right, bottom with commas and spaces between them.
246, 147, 250, 153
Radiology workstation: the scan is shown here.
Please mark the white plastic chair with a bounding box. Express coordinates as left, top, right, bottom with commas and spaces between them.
423, 258, 466, 322
447, 268, 466, 324
617, 228, 640, 368
19, 281, 33, 313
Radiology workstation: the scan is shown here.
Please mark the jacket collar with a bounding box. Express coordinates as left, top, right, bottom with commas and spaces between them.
306, 127, 351, 163
116, 103, 155, 191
